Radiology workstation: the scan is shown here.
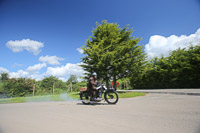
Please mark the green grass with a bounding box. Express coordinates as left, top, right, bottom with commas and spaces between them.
68, 92, 80, 99
0, 92, 79, 104
0, 91, 145, 104
117, 91, 146, 98
0, 97, 26, 104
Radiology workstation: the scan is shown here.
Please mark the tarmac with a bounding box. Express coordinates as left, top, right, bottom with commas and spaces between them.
0, 89, 200, 133
117, 88, 200, 96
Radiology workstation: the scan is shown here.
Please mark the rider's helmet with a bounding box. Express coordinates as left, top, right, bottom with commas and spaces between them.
92, 72, 97, 76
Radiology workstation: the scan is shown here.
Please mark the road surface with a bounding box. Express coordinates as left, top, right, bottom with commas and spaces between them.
0, 91, 200, 133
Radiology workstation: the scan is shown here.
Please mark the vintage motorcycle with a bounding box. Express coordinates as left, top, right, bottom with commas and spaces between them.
80, 83, 119, 104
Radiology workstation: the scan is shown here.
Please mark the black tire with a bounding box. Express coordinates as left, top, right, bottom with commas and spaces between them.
80, 91, 90, 105
104, 90, 118, 104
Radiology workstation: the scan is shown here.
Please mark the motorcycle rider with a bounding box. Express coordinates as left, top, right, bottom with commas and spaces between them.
88, 72, 99, 101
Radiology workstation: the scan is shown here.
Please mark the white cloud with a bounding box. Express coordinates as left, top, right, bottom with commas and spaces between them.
0, 67, 9, 73
39, 55, 65, 65
45, 63, 84, 78
46, 66, 67, 77
77, 48, 84, 54
145, 28, 200, 59
9, 70, 44, 81
1, 62, 85, 81
9, 70, 29, 78
6, 39, 44, 55
28, 74, 45, 81
3, 63, 46, 80
26, 63, 46, 73
65, 63, 84, 76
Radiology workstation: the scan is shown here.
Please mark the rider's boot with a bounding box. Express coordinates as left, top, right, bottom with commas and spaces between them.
90, 96, 95, 101
95, 98, 101, 101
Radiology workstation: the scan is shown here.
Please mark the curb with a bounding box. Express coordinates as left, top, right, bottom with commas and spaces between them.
117, 90, 200, 96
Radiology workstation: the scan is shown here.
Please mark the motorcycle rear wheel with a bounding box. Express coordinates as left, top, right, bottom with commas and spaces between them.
104, 90, 118, 104
80, 91, 90, 105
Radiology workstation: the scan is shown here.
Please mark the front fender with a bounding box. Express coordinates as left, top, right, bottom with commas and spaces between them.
105, 88, 115, 92
104, 89, 117, 97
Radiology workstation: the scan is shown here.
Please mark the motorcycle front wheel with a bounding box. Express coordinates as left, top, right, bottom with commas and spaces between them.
80, 91, 90, 105
104, 90, 118, 104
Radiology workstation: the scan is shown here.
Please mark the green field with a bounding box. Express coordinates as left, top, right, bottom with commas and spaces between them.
0, 92, 145, 104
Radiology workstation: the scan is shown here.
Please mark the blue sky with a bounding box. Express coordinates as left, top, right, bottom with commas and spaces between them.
0, 0, 200, 81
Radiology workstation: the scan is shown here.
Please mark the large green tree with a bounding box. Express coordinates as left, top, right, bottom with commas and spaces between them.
81, 20, 145, 88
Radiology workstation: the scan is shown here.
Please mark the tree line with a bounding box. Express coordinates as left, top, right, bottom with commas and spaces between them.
131, 45, 200, 89
0, 75, 86, 97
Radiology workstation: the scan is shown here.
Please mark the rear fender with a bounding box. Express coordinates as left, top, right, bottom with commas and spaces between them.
80, 87, 87, 92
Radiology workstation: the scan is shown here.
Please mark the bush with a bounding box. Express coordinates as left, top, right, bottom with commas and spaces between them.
4, 78, 33, 97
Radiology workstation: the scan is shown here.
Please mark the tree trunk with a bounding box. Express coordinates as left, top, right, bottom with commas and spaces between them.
113, 76, 117, 91
124, 81, 126, 89
106, 77, 109, 89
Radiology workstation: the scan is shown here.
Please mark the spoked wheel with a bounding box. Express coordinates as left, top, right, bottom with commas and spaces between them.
80, 91, 90, 105
104, 90, 118, 104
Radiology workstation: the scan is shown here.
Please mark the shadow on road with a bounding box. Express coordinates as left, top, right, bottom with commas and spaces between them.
76, 102, 115, 106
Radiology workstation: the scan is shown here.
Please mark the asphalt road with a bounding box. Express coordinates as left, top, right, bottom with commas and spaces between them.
0, 92, 200, 133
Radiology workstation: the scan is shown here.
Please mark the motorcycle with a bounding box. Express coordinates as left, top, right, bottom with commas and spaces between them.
80, 83, 119, 104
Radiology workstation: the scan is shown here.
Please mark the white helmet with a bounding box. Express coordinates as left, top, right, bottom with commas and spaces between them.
92, 72, 97, 76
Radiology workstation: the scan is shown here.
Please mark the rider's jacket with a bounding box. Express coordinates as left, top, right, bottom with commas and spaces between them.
88, 76, 98, 90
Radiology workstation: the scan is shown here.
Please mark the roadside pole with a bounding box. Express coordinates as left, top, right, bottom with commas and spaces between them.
32, 84, 35, 96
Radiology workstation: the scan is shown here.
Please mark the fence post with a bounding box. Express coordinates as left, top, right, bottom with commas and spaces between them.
32, 84, 35, 96
53, 83, 55, 95
70, 82, 72, 93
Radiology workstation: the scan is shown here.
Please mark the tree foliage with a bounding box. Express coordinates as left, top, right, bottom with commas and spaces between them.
0, 73, 9, 82
81, 20, 146, 88
66, 75, 78, 85
4, 78, 34, 97
132, 45, 200, 88
40, 76, 66, 91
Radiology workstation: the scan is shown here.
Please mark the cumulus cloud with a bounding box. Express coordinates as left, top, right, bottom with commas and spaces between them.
145, 28, 200, 59
39, 55, 65, 65
28, 74, 45, 81
26, 63, 47, 73
1, 62, 85, 81
9, 70, 29, 78
6, 39, 44, 55
0, 67, 9, 73
2, 63, 46, 80
77, 48, 84, 54
9, 70, 44, 81
45, 63, 84, 78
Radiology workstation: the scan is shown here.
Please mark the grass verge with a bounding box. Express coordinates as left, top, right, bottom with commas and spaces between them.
117, 91, 146, 98
0, 91, 145, 104
0, 92, 79, 104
